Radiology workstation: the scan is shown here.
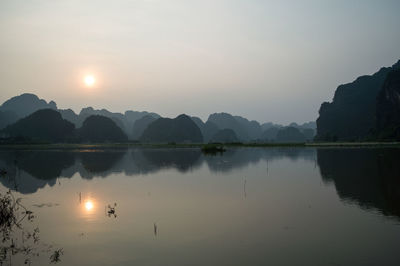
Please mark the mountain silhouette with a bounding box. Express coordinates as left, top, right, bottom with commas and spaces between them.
302, 128, 315, 141
0, 110, 19, 130
132, 115, 157, 140
376, 69, 400, 140
276, 126, 306, 142
316, 60, 400, 141
233, 115, 263, 140
0, 92, 160, 138
0, 93, 320, 143
0, 93, 57, 130
78, 115, 128, 142
207, 113, 250, 141
210, 128, 239, 143
260, 127, 280, 141
140, 114, 203, 143
0, 93, 57, 119
1, 109, 75, 142
72, 107, 160, 138
190, 117, 219, 143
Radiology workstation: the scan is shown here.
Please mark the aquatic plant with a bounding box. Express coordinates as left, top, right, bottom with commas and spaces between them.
201, 144, 226, 155
49, 249, 63, 264
106, 203, 117, 218
0, 189, 63, 265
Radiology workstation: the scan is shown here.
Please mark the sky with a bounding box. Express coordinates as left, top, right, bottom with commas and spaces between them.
0, 0, 399, 124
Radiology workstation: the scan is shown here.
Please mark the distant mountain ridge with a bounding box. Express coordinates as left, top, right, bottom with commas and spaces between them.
58, 106, 160, 138
0, 93, 160, 138
0, 93, 57, 118
140, 114, 203, 143
0, 93, 57, 130
206, 112, 315, 142
0, 93, 315, 143
1, 110, 128, 143
131, 115, 157, 140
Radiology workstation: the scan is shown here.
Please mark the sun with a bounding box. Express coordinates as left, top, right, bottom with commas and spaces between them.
85, 200, 94, 211
84, 75, 95, 87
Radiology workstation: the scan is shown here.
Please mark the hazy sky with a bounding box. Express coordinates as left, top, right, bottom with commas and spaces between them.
1, 0, 399, 124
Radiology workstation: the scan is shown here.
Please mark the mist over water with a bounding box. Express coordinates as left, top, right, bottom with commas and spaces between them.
1, 147, 399, 265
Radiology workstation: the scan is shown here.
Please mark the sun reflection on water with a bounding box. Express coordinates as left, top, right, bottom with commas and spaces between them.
81, 197, 96, 216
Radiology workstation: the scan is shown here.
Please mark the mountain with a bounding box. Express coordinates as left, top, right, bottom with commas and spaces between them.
125, 110, 160, 125
0, 110, 19, 130
207, 113, 249, 141
191, 116, 220, 142
1, 109, 75, 142
190, 116, 205, 131
77, 107, 126, 130
302, 121, 317, 129
276, 126, 306, 142
210, 129, 239, 143
261, 122, 283, 131
58, 108, 79, 125
0, 93, 57, 129
131, 115, 157, 140
140, 114, 203, 143
124, 110, 160, 138
302, 128, 315, 141
0, 93, 318, 143
0, 93, 160, 138
0, 93, 57, 118
376, 69, 400, 140
78, 115, 128, 143
261, 127, 280, 141
316, 60, 400, 141
233, 115, 262, 140
202, 121, 220, 142
65, 107, 160, 138
206, 113, 301, 141
289, 121, 316, 130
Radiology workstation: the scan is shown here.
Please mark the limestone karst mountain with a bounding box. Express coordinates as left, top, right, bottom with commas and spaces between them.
140, 114, 203, 143
316, 60, 400, 141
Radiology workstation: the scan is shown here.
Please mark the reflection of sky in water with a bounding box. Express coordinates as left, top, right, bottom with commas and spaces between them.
0, 148, 400, 266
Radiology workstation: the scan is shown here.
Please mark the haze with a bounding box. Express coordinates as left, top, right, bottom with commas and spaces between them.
0, 0, 399, 124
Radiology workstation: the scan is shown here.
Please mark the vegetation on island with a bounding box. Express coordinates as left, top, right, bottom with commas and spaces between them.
201, 144, 227, 155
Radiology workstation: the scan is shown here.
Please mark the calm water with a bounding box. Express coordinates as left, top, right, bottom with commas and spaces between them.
0, 147, 400, 265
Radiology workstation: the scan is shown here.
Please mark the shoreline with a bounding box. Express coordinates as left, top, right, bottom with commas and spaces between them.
0, 142, 400, 150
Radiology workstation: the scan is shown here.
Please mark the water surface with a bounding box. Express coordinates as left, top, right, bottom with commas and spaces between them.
0, 147, 399, 265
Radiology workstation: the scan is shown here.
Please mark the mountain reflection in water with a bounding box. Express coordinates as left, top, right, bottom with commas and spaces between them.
0, 147, 400, 265
318, 148, 400, 219
1, 147, 399, 221
0, 148, 315, 193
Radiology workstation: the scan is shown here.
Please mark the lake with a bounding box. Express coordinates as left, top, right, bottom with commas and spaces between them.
0, 147, 399, 266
